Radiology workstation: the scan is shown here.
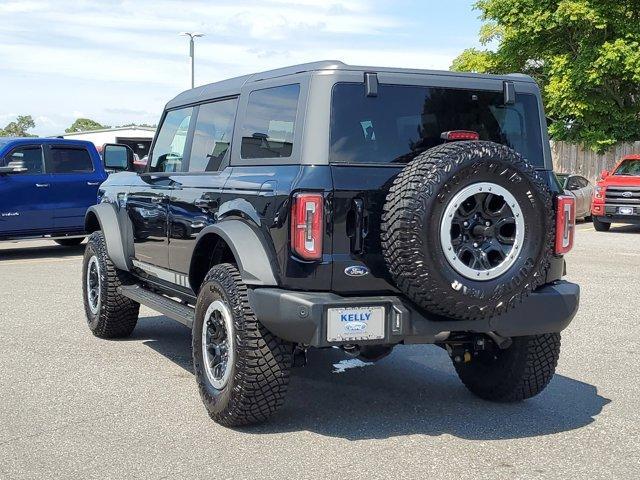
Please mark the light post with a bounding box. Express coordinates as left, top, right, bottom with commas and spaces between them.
179, 32, 204, 89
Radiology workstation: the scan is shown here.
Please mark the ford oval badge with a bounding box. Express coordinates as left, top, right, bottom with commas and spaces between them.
345, 265, 369, 277
344, 321, 368, 332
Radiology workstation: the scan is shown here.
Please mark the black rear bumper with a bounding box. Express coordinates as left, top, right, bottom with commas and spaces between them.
248, 281, 580, 347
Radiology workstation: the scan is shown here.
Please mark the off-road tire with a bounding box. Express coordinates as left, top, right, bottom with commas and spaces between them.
593, 216, 611, 231
381, 141, 554, 320
193, 264, 293, 427
453, 333, 561, 402
82, 231, 139, 338
55, 237, 84, 247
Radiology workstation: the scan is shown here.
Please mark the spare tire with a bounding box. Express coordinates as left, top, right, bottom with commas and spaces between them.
381, 141, 554, 321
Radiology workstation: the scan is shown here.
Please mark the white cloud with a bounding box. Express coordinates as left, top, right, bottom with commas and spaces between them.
0, 1, 479, 135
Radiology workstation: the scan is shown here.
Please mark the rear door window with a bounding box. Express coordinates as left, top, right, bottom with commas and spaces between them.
150, 107, 194, 172
188, 98, 238, 172
330, 83, 544, 167
240, 84, 300, 159
48, 147, 93, 173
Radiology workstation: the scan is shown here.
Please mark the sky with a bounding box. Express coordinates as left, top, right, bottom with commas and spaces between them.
0, 0, 483, 136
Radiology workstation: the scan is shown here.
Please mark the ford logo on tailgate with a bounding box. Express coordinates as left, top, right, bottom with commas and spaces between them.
345, 265, 369, 277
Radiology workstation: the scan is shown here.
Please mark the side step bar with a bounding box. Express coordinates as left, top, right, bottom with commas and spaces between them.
118, 285, 195, 328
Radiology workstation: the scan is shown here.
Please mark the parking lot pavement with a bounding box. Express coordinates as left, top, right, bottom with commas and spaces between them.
0, 228, 638, 480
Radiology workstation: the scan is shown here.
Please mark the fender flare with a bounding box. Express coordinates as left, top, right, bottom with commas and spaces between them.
84, 204, 133, 271
192, 221, 278, 287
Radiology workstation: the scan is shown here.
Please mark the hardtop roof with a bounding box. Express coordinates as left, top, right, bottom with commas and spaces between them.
165, 60, 536, 109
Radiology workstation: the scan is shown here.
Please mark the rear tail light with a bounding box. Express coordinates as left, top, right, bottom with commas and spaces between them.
555, 195, 575, 255
291, 192, 324, 260
441, 130, 480, 141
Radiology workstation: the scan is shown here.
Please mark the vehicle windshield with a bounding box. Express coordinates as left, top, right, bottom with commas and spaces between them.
330, 83, 545, 167
613, 159, 640, 176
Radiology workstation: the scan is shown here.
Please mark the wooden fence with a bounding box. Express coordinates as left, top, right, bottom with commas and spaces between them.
551, 141, 640, 181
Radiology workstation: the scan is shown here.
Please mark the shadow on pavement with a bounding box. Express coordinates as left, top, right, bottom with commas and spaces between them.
0, 242, 85, 261
609, 224, 640, 233
134, 315, 610, 442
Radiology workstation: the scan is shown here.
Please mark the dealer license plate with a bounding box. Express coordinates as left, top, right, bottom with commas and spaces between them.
326, 306, 385, 342
619, 206, 634, 215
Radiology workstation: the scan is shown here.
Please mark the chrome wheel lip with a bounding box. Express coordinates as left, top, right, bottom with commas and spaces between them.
440, 182, 525, 281
86, 255, 101, 315
202, 300, 235, 390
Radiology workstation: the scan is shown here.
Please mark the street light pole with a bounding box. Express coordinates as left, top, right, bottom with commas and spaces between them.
179, 32, 204, 89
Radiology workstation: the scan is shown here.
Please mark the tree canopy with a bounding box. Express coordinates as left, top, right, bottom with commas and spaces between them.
65, 118, 110, 133
451, 0, 640, 152
0, 115, 37, 137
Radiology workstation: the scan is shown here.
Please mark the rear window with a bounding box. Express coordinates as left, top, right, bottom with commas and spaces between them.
330, 83, 544, 167
48, 147, 94, 173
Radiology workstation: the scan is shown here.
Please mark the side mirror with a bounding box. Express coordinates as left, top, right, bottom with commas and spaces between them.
102, 143, 134, 172
600, 170, 610, 179
0, 160, 28, 175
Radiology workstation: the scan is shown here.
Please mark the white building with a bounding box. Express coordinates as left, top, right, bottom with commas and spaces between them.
60, 126, 156, 159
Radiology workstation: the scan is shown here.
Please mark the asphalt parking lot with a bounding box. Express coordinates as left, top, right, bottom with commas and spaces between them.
0, 223, 638, 480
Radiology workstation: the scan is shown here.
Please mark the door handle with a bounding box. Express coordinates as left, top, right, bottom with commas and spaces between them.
350, 198, 366, 254
35, 183, 50, 188
195, 197, 218, 210
87, 181, 101, 186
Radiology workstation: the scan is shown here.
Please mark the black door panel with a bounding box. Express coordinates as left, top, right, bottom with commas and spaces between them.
126, 177, 172, 267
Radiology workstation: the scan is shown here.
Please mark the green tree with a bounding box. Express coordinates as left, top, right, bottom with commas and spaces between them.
65, 118, 109, 133
0, 115, 37, 137
451, 0, 640, 152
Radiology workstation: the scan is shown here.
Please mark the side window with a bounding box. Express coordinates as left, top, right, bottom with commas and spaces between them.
48, 147, 93, 174
578, 177, 589, 188
240, 84, 300, 159
150, 107, 193, 172
188, 98, 238, 172
2, 146, 44, 174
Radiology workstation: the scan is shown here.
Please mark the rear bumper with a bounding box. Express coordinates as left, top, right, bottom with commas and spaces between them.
248, 281, 580, 347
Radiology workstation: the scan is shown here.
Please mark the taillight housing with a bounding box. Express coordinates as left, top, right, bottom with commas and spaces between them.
555, 195, 575, 255
291, 192, 324, 260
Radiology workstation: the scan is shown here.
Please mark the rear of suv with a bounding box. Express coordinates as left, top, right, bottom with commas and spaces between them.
81, 61, 579, 427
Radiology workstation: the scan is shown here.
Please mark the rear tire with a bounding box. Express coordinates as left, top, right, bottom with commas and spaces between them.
193, 264, 293, 427
82, 231, 139, 338
453, 333, 560, 402
593, 216, 611, 231
55, 237, 84, 247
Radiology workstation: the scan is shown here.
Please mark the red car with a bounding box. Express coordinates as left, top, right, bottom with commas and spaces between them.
591, 155, 640, 231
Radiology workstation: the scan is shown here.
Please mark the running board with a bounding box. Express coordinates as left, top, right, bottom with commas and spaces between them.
118, 285, 195, 328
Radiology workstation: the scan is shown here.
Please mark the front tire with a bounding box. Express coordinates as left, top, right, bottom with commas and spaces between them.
82, 232, 139, 338
593, 216, 611, 231
192, 264, 293, 427
453, 333, 561, 402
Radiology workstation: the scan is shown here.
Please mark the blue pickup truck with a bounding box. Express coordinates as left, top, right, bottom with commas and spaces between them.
0, 138, 109, 246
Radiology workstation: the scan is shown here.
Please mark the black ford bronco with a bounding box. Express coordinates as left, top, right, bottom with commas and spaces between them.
82, 61, 579, 426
